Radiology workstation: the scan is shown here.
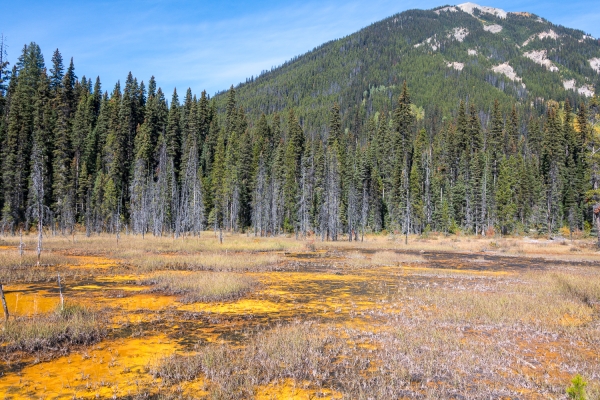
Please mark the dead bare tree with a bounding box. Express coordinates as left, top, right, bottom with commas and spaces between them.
151, 140, 177, 237
298, 152, 313, 239
252, 156, 267, 236
347, 179, 358, 242
269, 166, 284, 236
178, 141, 205, 237
325, 149, 341, 241
130, 158, 150, 237
0, 283, 8, 322
28, 143, 50, 266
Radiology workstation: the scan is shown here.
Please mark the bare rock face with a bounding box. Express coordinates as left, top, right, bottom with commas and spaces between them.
449, 27, 469, 42
522, 30, 559, 47
492, 63, 522, 82
578, 86, 595, 97
563, 79, 576, 91
414, 35, 440, 51
483, 24, 503, 33
434, 6, 458, 14
447, 62, 465, 71
523, 50, 559, 72
468, 49, 478, 56
590, 58, 600, 73
456, 2, 507, 18
563, 79, 595, 97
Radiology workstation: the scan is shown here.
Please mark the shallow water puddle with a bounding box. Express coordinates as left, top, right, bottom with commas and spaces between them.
96, 292, 175, 312
2, 246, 592, 397
3, 284, 61, 316
69, 255, 118, 269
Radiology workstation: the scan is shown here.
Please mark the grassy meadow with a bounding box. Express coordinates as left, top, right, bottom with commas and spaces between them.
0, 231, 598, 399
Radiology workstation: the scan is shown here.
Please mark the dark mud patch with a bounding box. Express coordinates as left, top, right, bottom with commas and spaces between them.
327, 247, 599, 272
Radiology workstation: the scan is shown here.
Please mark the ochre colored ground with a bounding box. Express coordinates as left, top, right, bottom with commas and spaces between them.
0, 234, 599, 398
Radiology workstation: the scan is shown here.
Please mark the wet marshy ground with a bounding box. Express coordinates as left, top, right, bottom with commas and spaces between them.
0, 235, 599, 398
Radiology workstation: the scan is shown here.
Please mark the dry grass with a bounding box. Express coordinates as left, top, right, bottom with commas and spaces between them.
340, 250, 425, 269
124, 251, 281, 272
369, 265, 600, 397
315, 233, 600, 262
150, 322, 343, 398
387, 266, 600, 332
1, 233, 599, 398
0, 303, 106, 354
147, 262, 600, 398
553, 271, 600, 309
141, 271, 257, 303
0, 253, 81, 283
0, 252, 73, 268
370, 250, 425, 265
1, 232, 304, 256
152, 320, 580, 399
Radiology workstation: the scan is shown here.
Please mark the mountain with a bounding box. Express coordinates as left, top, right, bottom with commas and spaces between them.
2, 3, 599, 241
224, 2, 600, 132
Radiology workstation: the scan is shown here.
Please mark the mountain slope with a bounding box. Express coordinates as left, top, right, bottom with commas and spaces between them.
224, 3, 600, 132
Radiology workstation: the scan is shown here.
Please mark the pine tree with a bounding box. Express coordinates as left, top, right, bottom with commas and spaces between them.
117, 72, 140, 200
0, 33, 10, 94
210, 128, 226, 234
313, 139, 326, 237
177, 135, 204, 237
166, 88, 181, 175
489, 100, 504, 173
505, 105, 519, 155
130, 140, 151, 236
49, 49, 64, 94
541, 102, 564, 236
101, 82, 124, 231
2, 43, 45, 230
26, 69, 53, 228
71, 83, 97, 219
496, 156, 517, 234
283, 109, 305, 233
392, 82, 415, 238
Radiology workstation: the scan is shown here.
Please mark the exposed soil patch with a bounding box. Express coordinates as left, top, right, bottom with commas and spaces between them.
0, 234, 598, 398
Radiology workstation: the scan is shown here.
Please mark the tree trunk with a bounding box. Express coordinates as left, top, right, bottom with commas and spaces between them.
595, 204, 600, 248
0, 284, 9, 322
58, 273, 64, 311
405, 185, 409, 245
37, 218, 42, 267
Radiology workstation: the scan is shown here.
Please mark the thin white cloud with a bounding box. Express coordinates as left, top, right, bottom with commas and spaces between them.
4, 0, 599, 96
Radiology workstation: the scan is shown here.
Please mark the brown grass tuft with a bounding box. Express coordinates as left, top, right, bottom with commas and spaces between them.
0, 303, 106, 354
141, 271, 257, 303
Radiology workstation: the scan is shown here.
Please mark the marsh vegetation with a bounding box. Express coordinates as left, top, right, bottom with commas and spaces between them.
0, 232, 598, 399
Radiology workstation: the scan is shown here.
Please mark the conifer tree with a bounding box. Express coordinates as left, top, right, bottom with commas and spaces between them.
210, 128, 226, 234
505, 105, 519, 155
497, 156, 517, 234
541, 103, 564, 236
49, 49, 64, 95
1, 41, 598, 239
283, 109, 304, 233
392, 82, 415, 238
3, 43, 44, 230
27, 69, 53, 227
166, 88, 181, 175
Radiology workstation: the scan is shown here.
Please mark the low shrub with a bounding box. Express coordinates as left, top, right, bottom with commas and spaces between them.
0, 303, 106, 353
141, 271, 257, 303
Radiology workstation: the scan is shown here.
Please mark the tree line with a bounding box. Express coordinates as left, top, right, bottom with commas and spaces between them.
1, 43, 600, 243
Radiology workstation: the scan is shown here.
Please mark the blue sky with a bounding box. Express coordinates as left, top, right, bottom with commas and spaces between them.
2, 0, 599, 97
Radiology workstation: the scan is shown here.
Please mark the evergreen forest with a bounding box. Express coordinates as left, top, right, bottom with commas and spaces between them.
2, 4, 600, 242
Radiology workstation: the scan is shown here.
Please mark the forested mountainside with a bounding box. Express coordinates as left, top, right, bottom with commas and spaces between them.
224, 2, 600, 133
0, 4, 600, 242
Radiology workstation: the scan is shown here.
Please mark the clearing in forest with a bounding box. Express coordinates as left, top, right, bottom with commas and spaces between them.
0, 233, 598, 399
